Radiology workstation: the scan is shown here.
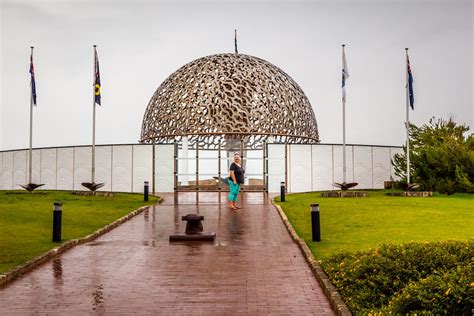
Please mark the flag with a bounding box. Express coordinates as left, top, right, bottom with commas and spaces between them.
407, 54, 414, 110
234, 29, 238, 54
94, 47, 101, 105
29, 51, 37, 105
342, 46, 349, 102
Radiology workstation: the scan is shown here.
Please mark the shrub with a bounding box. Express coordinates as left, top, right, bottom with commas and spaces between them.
321, 240, 473, 314
392, 117, 474, 194
390, 265, 474, 315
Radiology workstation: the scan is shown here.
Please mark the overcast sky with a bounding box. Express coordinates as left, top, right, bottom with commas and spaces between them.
1, 0, 472, 151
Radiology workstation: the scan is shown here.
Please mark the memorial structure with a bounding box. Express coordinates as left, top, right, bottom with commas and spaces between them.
0, 54, 402, 193
140, 53, 320, 149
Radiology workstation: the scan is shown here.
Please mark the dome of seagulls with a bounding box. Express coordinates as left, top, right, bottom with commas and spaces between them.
140, 53, 319, 149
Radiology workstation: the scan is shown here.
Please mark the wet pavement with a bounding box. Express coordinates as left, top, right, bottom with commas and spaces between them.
0, 192, 334, 315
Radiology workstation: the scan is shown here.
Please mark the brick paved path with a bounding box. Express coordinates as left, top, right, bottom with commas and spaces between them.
0, 192, 334, 315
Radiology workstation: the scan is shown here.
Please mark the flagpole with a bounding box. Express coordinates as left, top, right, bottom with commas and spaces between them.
342, 44, 347, 184
92, 45, 97, 183
29, 46, 34, 184
405, 48, 410, 185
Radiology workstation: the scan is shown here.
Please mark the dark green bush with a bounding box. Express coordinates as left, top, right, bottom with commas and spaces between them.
390, 265, 474, 315
321, 240, 473, 314
392, 117, 474, 194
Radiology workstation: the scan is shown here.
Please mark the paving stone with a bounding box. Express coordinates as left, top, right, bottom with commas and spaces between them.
0, 192, 334, 315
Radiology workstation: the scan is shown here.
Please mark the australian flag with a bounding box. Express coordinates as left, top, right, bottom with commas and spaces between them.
29, 51, 37, 106
94, 47, 101, 105
407, 55, 414, 110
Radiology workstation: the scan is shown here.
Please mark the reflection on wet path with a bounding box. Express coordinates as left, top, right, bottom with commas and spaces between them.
0, 192, 334, 315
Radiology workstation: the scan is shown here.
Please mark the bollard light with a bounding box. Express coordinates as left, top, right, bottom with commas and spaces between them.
144, 181, 149, 201
280, 181, 286, 202
311, 203, 321, 242
53, 202, 62, 242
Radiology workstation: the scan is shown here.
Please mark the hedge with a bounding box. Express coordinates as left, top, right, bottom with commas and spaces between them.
321, 240, 473, 314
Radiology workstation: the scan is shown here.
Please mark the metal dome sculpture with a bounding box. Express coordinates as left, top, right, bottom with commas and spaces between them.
140, 53, 319, 149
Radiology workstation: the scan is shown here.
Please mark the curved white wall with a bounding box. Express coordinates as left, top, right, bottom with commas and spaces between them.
0, 143, 401, 193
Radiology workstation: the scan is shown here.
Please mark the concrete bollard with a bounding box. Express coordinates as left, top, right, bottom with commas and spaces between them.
311, 203, 321, 242
53, 202, 62, 242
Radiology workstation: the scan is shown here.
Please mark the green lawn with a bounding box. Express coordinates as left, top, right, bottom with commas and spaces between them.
275, 190, 473, 260
0, 190, 158, 274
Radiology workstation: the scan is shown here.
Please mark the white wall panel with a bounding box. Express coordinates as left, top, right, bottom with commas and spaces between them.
312, 145, 333, 191
155, 144, 174, 192
373, 147, 391, 188
333, 145, 354, 184
389, 147, 403, 181
267, 144, 285, 192
197, 149, 218, 176
289, 145, 311, 193
112, 145, 132, 192
57, 148, 74, 190
353, 146, 373, 189
132, 145, 152, 193
41, 149, 57, 190
95, 146, 112, 192
1, 152, 13, 189
13, 150, 27, 187
74, 147, 91, 190
244, 150, 263, 184
31, 149, 41, 184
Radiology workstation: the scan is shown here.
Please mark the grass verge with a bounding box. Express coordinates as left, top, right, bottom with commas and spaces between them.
275, 190, 473, 313
274, 190, 473, 260
0, 190, 158, 274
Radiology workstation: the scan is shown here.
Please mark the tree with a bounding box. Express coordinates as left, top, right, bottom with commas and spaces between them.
392, 117, 474, 194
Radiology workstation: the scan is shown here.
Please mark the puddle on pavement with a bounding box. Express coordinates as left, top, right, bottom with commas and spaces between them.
86, 241, 109, 247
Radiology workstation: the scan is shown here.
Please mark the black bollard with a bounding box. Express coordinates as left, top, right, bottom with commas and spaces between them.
53, 202, 62, 242
311, 203, 321, 242
280, 181, 286, 202
144, 181, 149, 201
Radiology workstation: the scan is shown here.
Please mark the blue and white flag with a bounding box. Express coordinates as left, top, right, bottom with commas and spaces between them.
342, 47, 349, 102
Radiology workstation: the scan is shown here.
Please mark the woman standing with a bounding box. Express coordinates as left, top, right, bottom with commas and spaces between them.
229, 152, 245, 210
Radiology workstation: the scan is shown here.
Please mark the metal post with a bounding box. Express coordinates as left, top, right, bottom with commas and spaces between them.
173, 141, 177, 192
342, 44, 348, 184
405, 48, 411, 185
195, 143, 199, 191
144, 181, 149, 201
263, 141, 267, 192
29, 46, 34, 184
92, 45, 97, 184
285, 143, 288, 193
240, 139, 245, 192
342, 97, 346, 184
280, 181, 286, 202
152, 142, 155, 194
218, 141, 221, 191
311, 203, 321, 242
53, 202, 62, 242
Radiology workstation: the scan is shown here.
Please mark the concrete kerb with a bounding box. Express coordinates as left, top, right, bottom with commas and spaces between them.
0, 198, 163, 288
271, 199, 351, 316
